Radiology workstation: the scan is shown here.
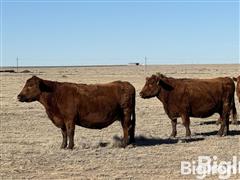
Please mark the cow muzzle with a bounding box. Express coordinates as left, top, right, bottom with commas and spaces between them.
139, 92, 145, 98
17, 94, 26, 102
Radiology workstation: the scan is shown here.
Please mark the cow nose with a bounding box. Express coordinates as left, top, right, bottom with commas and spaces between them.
139, 92, 143, 97
17, 94, 22, 100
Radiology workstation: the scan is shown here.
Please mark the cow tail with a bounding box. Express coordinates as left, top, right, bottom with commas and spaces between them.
231, 96, 238, 125
132, 92, 136, 130
130, 90, 136, 143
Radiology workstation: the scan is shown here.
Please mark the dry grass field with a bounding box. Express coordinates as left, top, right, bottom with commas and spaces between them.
1, 64, 240, 179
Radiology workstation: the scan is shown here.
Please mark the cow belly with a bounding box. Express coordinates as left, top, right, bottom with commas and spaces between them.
188, 93, 220, 118
190, 105, 217, 118
76, 112, 120, 129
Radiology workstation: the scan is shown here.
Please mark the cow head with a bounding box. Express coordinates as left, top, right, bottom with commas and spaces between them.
17, 76, 49, 102
233, 76, 240, 83
139, 74, 173, 99
233, 76, 240, 103
233, 76, 240, 92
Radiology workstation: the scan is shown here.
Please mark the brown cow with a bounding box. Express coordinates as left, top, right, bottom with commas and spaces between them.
18, 76, 136, 149
233, 76, 240, 103
140, 73, 236, 137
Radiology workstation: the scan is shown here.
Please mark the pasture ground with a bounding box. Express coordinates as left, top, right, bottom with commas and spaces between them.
1, 64, 240, 179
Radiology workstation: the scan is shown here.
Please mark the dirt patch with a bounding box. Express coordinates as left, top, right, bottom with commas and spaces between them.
1, 64, 240, 179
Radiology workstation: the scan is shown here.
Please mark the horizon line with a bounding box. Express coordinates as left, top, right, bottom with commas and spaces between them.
1, 63, 239, 69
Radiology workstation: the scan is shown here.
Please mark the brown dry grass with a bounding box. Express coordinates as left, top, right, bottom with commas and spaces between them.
1, 64, 240, 179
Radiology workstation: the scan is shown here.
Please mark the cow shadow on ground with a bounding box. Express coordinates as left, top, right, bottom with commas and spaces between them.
199, 120, 240, 125
133, 135, 205, 147
233, 121, 240, 125
195, 130, 240, 137
199, 120, 218, 125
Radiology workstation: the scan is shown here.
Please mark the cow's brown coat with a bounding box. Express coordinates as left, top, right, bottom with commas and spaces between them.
18, 76, 136, 149
140, 74, 236, 137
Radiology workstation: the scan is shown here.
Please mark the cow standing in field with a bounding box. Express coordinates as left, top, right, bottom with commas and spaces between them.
233, 76, 240, 103
140, 74, 237, 137
18, 76, 136, 149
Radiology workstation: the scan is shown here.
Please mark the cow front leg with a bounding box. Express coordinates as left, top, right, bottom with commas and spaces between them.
170, 118, 177, 138
61, 126, 67, 149
181, 115, 191, 137
66, 122, 75, 149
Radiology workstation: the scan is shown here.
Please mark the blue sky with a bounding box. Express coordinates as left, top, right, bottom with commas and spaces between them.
1, 0, 239, 66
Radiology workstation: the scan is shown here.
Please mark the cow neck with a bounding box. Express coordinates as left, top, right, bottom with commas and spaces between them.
38, 80, 57, 110
157, 88, 170, 105
157, 78, 172, 107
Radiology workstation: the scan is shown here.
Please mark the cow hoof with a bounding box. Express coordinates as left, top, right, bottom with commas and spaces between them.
67, 146, 74, 150
121, 144, 127, 148
217, 131, 223, 136
169, 132, 177, 138
222, 131, 228, 136
60, 144, 67, 149
127, 144, 136, 148
222, 133, 227, 137
169, 135, 177, 139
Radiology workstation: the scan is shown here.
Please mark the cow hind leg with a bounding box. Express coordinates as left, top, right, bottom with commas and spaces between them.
170, 118, 177, 138
60, 126, 67, 149
121, 109, 132, 148
223, 112, 230, 136
181, 115, 191, 137
231, 98, 238, 125
218, 103, 230, 136
217, 115, 229, 136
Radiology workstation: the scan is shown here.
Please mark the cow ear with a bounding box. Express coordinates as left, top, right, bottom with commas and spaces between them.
39, 80, 52, 92
233, 77, 237, 82
158, 79, 174, 91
